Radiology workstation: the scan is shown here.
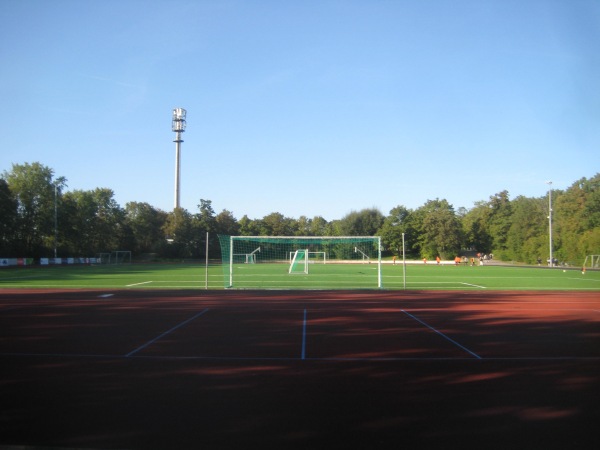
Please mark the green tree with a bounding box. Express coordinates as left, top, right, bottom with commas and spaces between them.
415, 199, 462, 259
238, 215, 261, 236
504, 196, 546, 263
310, 216, 329, 236
2, 162, 67, 257
338, 208, 385, 236
162, 207, 195, 258
378, 205, 415, 256
62, 188, 125, 255
259, 212, 297, 235
553, 174, 600, 264
195, 199, 216, 234
215, 209, 240, 236
461, 201, 493, 254
125, 202, 167, 254
487, 190, 512, 257
0, 178, 18, 255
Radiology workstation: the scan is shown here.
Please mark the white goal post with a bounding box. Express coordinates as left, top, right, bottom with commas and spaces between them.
110, 250, 132, 264
583, 255, 600, 269
289, 249, 309, 274
288, 251, 327, 264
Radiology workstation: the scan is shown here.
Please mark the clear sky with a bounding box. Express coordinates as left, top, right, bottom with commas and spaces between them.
1, 0, 599, 221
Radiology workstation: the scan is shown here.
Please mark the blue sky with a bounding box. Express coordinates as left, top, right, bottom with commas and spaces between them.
1, 0, 599, 221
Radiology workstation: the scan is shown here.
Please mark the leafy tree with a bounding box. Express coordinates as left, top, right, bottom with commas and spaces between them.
238, 215, 261, 236
0, 178, 18, 255
461, 201, 493, 254
2, 162, 66, 257
295, 216, 311, 236
553, 174, 600, 264
310, 216, 329, 236
487, 190, 512, 257
259, 212, 297, 235
125, 202, 167, 254
195, 199, 216, 234
62, 188, 125, 255
338, 208, 385, 236
504, 196, 546, 263
415, 199, 462, 259
162, 207, 196, 258
378, 205, 415, 256
215, 209, 240, 236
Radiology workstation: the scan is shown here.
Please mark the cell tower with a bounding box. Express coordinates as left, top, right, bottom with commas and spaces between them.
172, 108, 186, 209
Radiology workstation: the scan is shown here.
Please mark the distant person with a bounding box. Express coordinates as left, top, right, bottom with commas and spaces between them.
436, 256, 441, 265
454, 256, 461, 266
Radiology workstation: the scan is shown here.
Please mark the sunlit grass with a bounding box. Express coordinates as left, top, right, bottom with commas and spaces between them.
0, 262, 598, 290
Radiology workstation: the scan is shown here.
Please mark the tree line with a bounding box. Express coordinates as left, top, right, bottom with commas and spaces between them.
1, 162, 599, 265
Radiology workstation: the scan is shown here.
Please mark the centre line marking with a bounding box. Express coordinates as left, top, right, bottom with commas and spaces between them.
401, 310, 482, 359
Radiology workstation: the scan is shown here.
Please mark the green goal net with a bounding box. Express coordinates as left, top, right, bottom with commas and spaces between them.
218, 235, 382, 289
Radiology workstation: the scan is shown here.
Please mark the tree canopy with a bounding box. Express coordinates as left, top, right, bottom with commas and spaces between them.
1, 162, 598, 265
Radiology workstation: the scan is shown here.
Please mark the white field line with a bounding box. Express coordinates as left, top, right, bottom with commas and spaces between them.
126, 281, 153, 287
459, 282, 487, 289
567, 277, 600, 282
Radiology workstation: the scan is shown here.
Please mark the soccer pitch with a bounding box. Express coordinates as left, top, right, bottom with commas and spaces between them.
0, 263, 598, 291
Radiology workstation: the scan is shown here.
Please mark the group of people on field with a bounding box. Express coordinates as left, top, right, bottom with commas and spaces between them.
419, 253, 493, 266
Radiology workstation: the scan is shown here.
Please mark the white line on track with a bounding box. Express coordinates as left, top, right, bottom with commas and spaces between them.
126, 308, 210, 357
401, 310, 482, 359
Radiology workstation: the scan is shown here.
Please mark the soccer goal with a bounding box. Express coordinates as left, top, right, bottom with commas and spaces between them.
110, 250, 132, 264
95, 253, 111, 264
583, 255, 600, 269
289, 249, 309, 274
218, 235, 382, 289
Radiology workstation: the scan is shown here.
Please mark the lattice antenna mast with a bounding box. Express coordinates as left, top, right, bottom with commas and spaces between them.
172, 108, 187, 209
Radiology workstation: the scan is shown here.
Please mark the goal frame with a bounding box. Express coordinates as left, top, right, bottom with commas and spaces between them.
583, 255, 600, 269
289, 249, 309, 274
225, 235, 382, 289
110, 250, 132, 264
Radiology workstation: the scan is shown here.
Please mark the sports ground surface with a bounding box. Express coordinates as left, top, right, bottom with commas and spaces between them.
1, 264, 599, 449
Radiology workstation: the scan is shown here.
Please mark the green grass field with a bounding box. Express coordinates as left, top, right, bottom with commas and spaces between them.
0, 262, 599, 290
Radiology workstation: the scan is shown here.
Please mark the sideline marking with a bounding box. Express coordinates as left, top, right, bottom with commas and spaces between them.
301, 309, 307, 360
401, 310, 482, 359
126, 308, 210, 357
98, 294, 114, 298
126, 281, 153, 287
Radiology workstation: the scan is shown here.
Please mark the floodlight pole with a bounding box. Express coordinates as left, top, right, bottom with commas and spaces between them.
546, 181, 553, 267
172, 108, 187, 210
